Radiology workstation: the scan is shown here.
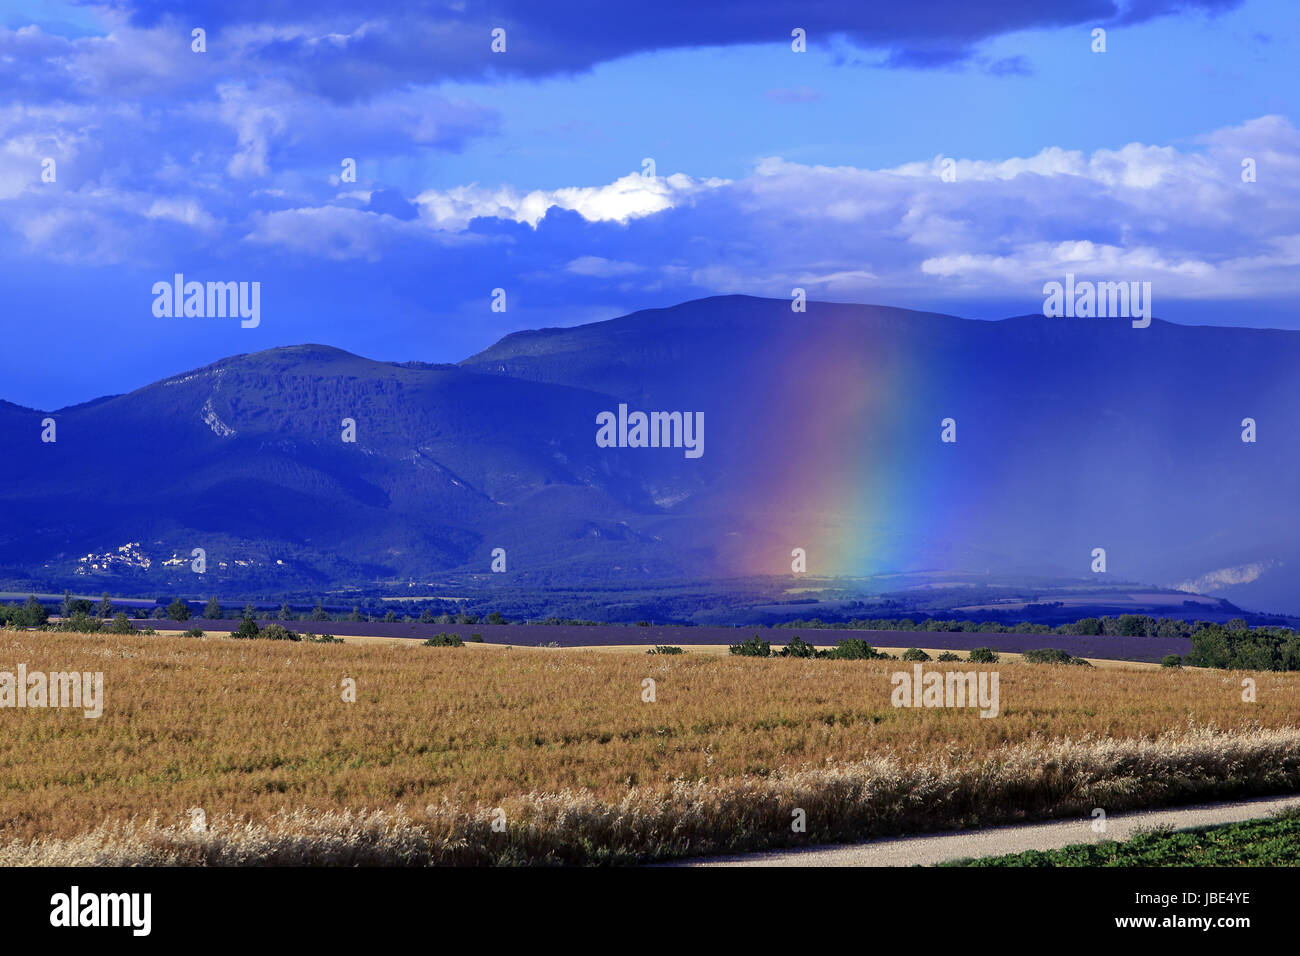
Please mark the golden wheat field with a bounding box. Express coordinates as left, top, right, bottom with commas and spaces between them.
2, 628, 1299, 864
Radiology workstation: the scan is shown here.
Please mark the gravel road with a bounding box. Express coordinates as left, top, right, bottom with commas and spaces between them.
676, 793, 1300, 866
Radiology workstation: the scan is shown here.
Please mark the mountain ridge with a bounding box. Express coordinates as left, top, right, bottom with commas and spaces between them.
4, 296, 1297, 611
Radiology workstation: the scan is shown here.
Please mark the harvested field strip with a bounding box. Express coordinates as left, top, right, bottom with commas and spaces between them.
5, 726, 1300, 865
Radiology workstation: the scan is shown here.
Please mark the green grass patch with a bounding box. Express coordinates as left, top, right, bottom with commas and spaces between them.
944, 809, 1300, 866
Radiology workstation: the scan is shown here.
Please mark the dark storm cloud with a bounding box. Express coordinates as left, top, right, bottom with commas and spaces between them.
77, 0, 1244, 101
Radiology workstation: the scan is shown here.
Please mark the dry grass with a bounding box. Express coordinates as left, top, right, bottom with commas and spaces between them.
1, 629, 1297, 864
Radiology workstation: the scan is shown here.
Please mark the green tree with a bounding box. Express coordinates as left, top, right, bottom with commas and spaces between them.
348, 606, 364, 622
60, 590, 74, 617
1186, 627, 1232, 669
20, 595, 48, 627
234, 617, 260, 639
166, 598, 192, 622
98, 593, 114, 619
1278, 637, 1300, 671
1233, 637, 1275, 671
1156, 618, 1183, 638
277, 602, 294, 621
1118, 614, 1156, 637
310, 600, 330, 621
242, 602, 257, 620
204, 595, 222, 619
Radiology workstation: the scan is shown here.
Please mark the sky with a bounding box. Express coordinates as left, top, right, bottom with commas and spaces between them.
1, 0, 1297, 409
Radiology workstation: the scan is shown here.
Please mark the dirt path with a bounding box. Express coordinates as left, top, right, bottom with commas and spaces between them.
675, 793, 1300, 866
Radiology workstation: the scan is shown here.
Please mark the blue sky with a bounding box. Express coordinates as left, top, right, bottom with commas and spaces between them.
2, 0, 1298, 408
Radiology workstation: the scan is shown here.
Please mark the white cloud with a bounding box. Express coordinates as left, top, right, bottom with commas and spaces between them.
414, 171, 728, 230
673, 115, 1300, 302
1177, 561, 1275, 594
4, 102, 1296, 311
565, 256, 644, 277
244, 206, 405, 260
145, 198, 219, 230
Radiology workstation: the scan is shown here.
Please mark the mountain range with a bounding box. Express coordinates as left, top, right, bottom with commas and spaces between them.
4, 295, 1297, 612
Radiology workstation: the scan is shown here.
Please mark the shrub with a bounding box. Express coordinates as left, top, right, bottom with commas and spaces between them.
901, 648, 931, 662
469, 633, 483, 643
824, 639, 889, 660
779, 636, 818, 658
423, 633, 465, 647
108, 613, 138, 635
182, 628, 205, 638
969, 647, 999, 663
729, 637, 771, 657
1021, 647, 1090, 666
260, 623, 300, 642
936, 651, 962, 662
1161, 654, 1183, 668
302, 632, 343, 644
648, 645, 683, 655
233, 618, 260, 640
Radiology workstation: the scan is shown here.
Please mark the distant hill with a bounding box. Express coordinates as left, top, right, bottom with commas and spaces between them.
3, 295, 1297, 611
